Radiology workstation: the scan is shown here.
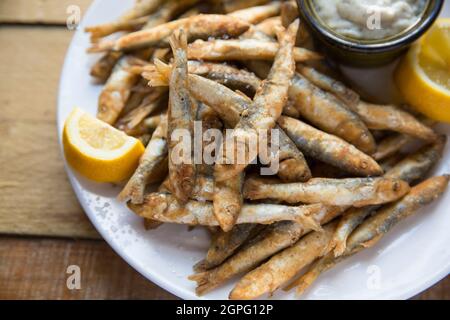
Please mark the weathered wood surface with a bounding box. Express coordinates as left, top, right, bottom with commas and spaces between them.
0, 237, 177, 299
0, 26, 99, 239
0, 0, 92, 24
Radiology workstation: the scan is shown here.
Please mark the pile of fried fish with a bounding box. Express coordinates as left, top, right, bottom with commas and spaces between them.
85, 0, 449, 299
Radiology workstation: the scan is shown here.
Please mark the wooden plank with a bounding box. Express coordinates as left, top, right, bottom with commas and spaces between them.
0, 237, 177, 299
414, 278, 450, 300
0, 0, 92, 25
0, 236, 447, 299
0, 26, 99, 239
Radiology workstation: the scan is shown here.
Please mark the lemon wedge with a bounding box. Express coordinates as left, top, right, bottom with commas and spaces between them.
395, 18, 450, 123
63, 108, 144, 182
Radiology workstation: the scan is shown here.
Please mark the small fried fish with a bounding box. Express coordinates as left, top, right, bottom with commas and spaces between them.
118, 115, 168, 204
167, 29, 196, 203
244, 177, 410, 207
129, 193, 323, 227
278, 116, 382, 177
290, 175, 450, 295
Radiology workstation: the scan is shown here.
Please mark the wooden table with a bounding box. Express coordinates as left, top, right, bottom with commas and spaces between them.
0, 0, 448, 300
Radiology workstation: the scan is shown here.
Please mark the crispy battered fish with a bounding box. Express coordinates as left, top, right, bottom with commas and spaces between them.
187, 38, 322, 62
379, 153, 405, 172
116, 87, 167, 133
139, 60, 262, 93
297, 65, 360, 108
186, 61, 261, 93
348, 176, 449, 250
256, 16, 282, 37
281, 1, 299, 27
167, 30, 196, 203
229, 221, 338, 300
278, 116, 382, 176
124, 114, 162, 137
139, 0, 201, 29
118, 115, 168, 204
384, 135, 446, 182
349, 101, 438, 142
222, 0, 272, 13
85, 0, 163, 39
329, 136, 446, 256
289, 74, 375, 154
128, 193, 323, 227
213, 170, 245, 232
119, 78, 154, 116
97, 55, 140, 124
148, 57, 311, 182
228, 2, 281, 24
240, 22, 276, 42
189, 205, 345, 295
215, 20, 299, 181
149, 61, 251, 124
372, 118, 436, 160
281, 100, 300, 118
88, 0, 199, 82
86, 15, 151, 41
244, 177, 410, 207
291, 175, 450, 295
274, 128, 312, 182
372, 134, 411, 161
90, 52, 123, 83
329, 135, 446, 256
194, 224, 264, 272
88, 14, 250, 52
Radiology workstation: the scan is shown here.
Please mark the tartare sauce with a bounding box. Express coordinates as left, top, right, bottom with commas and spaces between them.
313, 0, 428, 40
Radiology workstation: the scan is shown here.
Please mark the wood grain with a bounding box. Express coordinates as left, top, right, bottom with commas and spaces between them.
414, 279, 450, 300
0, 236, 177, 299
0, 236, 447, 300
0, 26, 98, 239
0, 0, 92, 24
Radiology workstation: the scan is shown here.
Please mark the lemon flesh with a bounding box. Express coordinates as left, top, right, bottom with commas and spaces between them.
63, 108, 144, 182
395, 19, 450, 123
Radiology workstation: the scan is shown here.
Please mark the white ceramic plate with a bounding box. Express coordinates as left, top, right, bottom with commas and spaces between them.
57, 0, 450, 300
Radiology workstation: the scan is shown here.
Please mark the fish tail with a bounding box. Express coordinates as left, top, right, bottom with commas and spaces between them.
276, 18, 299, 43
145, 59, 171, 86
300, 214, 322, 232
188, 271, 216, 296
117, 176, 145, 204
127, 192, 169, 218
169, 28, 188, 54
274, 25, 286, 43
332, 239, 347, 257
